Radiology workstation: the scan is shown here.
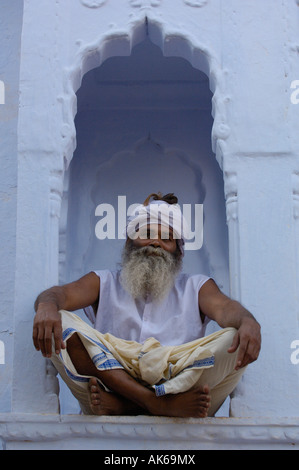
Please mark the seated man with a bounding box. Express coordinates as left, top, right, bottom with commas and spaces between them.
33, 192, 261, 418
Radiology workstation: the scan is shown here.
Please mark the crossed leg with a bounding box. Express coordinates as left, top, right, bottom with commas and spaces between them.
66, 333, 211, 418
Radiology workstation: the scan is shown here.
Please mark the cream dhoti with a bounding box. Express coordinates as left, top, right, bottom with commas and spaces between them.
50, 310, 245, 416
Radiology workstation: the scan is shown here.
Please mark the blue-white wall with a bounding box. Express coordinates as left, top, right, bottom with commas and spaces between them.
1, 0, 299, 422
0, 0, 23, 412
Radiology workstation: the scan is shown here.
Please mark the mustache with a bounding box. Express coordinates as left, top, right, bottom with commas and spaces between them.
124, 239, 182, 263
134, 245, 168, 259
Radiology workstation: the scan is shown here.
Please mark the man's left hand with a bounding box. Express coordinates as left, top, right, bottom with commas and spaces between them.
227, 318, 261, 370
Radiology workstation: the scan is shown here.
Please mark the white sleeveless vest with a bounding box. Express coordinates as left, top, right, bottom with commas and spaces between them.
84, 270, 210, 346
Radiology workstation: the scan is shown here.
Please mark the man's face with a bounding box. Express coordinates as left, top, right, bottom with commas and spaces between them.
132, 224, 177, 255
120, 224, 182, 301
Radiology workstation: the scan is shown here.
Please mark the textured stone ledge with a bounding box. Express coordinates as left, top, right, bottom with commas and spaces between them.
0, 414, 299, 450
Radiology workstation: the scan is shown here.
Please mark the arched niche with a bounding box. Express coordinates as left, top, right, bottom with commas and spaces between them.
60, 36, 229, 291
58, 22, 230, 413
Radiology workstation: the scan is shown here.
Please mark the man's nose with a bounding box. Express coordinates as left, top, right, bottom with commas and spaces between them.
149, 238, 161, 247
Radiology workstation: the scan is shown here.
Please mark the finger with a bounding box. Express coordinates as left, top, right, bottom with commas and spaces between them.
238, 351, 256, 369
227, 331, 240, 353
35, 322, 45, 355
43, 325, 54, 357
38, 329, 47, 357
240, 341, 260, 367
235, 340, 249, 369
32, 326, 40, 351
53, 323, 65, 355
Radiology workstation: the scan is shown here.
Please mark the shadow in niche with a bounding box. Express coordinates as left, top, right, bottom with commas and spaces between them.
87, 133, 210, 276
58, 37, 229, 415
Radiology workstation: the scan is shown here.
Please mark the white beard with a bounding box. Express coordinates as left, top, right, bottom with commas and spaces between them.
120, 243, 182, 302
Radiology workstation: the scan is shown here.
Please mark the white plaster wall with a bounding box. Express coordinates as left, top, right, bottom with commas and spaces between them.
0, 0, 298, 421
0, 0, 24, 413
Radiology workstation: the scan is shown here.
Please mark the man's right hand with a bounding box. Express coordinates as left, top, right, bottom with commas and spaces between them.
33, 272, 100, 358
32, 303, 66, 358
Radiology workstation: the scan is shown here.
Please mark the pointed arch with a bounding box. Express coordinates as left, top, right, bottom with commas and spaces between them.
60, 16, 229, 171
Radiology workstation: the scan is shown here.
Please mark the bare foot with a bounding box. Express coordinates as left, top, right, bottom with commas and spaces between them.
89, 377, 211, 418
88, 377, 145, 416
148, 385, 211, 418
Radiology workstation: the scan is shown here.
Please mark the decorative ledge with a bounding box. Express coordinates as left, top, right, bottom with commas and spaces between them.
0, 414, 299, 450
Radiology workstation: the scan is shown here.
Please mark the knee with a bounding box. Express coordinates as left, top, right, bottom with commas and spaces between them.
209, 327, 238, 361
66, 332, 81, 352
66, 333, 88, 375
219, 327, 238, 348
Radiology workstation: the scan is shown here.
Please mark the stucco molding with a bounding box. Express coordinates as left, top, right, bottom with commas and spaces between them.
223, 171, 241, 301
80, 0, 108, 8
129, 1, 209, 7
130, 0, 162, 6
184, 0, 208, 7
0, 414, 299, 449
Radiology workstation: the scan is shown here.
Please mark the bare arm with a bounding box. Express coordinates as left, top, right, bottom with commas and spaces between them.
33, 272, 100, 358
199, 279, 261, 370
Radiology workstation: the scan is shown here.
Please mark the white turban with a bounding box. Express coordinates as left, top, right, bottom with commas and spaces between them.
126, 200, 190, 255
